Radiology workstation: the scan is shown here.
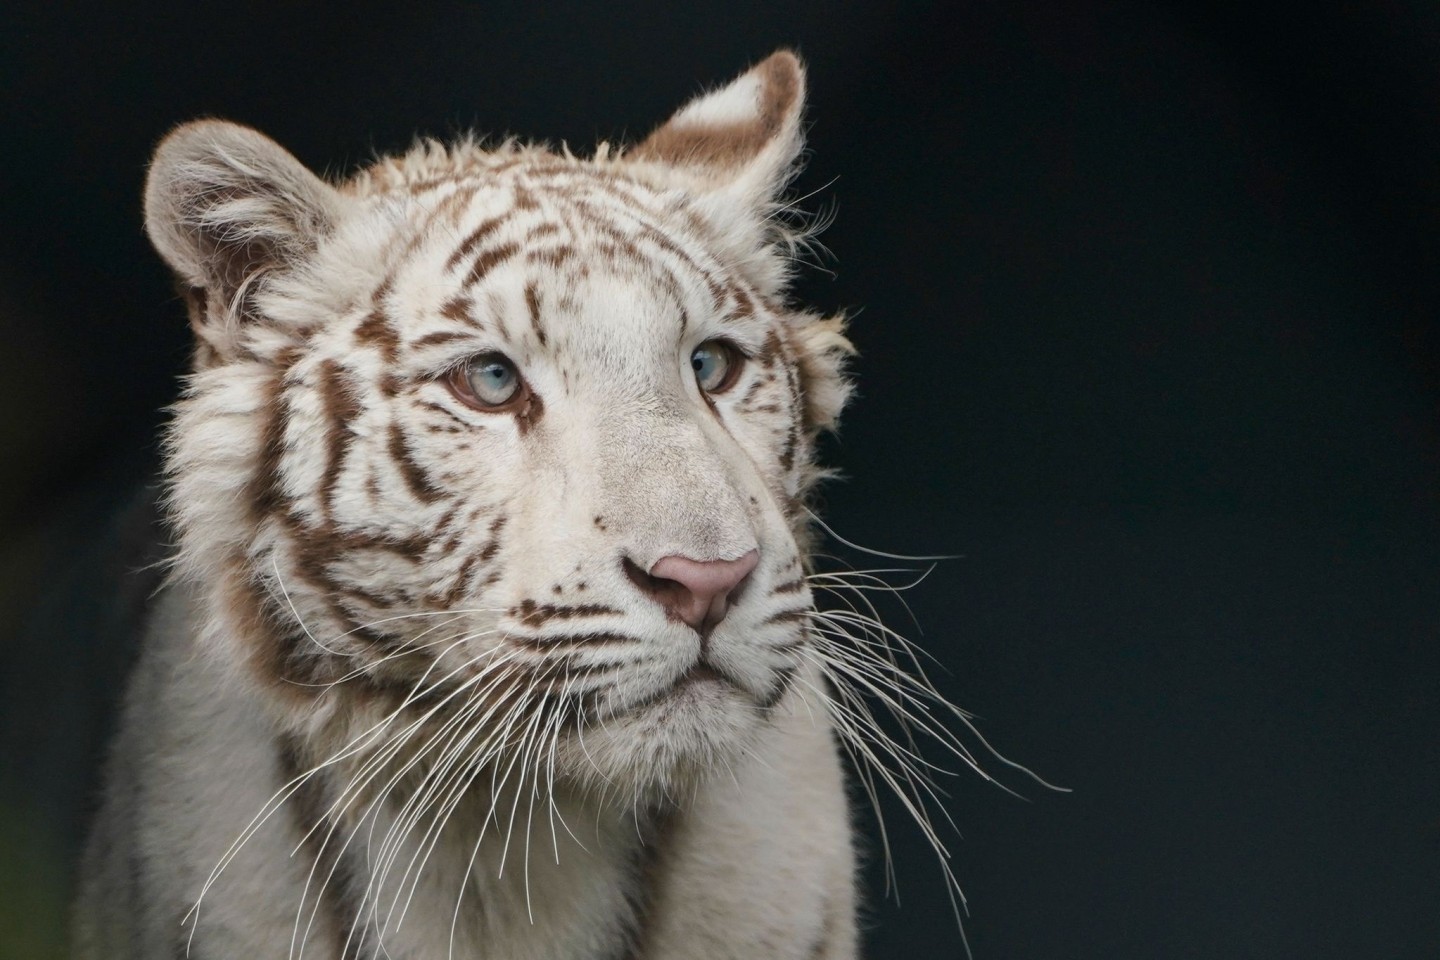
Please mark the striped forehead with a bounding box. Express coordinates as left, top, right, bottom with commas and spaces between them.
363, 164, 760, 363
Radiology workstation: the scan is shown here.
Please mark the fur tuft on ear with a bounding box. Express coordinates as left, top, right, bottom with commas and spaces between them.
628, 51, 810, 296
789, 313, 855, 435
144, 120, 342, 327
632, 50, 806, 204
631, 50, 804, 197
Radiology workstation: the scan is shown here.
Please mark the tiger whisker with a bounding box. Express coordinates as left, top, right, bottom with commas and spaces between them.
293, 642, 518, 957
385, 668, 542, 934
806, 564, 938, 592
808, 601, 949, 695
807, 568, 936, 642
448, 679, 548, 960
788, 668, 903, 897
521, 679, 575, 922
364, 654, 541, 934
291, 640, 542, 953
342, 657, 536, 950
303, 638, 511, 848
806, 620, 995, 783
809, 612, 1067, 791
813, 658, 967, 844
191, 637, 487, 946
804, 508, 960, 562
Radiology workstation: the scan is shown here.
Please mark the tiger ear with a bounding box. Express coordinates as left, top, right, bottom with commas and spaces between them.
144, 120, 343, 318
631, 49, 806, 210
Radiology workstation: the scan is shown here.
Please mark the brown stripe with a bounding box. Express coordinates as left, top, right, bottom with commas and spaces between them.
387, 421, 446, 505
762, 606, 810, 626
731, 285, 756, 319
425, 182, 480, 227
287, 510, 432, 564
446, 213, 508, 270
411, 330, 471, 350
524, 281, 548, 346
435, 510, 476, 556
587, 220, 643, 261
224, 560, 314, 696
285, 541, 405, 638
467, 240, 522, 285
763, 327, 802, 473
353, 309, 399, 364
758, 330, 782, 368
226, 551, 428, 708
756, 664, 800, 712
436, 552, 481, 607
330, 576, 407, 614
528, 245, 575, 268
439, 295, 482, 328
511, 599, 620, 627
246, 350, 300, 521
635, 224, 718, 295
418, 399, 473, 429
508, 631, 638, 651
739, 374, 769, 406
515, 388, 545, 436
779, 352, 802, 473
317, 360, 363, 523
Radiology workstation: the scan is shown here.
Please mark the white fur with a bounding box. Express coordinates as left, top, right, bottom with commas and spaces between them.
74, 53, 914, 960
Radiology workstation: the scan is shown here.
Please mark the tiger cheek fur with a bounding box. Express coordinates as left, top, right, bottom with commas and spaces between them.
76, 51, 884, 960
200, 156, 823, 786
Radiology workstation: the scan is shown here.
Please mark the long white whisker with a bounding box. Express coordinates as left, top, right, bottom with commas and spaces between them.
293, 638, 510, 958
805, 508, 959, 561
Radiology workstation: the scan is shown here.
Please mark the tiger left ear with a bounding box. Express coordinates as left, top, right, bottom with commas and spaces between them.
631, 49, 806, 209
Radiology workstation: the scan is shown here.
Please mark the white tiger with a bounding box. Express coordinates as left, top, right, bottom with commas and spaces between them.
72, 51, 984, 960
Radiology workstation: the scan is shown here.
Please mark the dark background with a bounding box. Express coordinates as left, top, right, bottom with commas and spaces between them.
2, 1, 1437, 957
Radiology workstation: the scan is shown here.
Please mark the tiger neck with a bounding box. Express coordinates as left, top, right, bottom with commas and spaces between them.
277, 733, 673, 960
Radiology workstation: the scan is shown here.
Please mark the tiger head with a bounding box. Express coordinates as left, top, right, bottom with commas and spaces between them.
148, 51, 852, 794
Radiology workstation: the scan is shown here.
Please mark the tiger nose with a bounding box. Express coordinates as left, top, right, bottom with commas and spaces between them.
624, 549, 760, 635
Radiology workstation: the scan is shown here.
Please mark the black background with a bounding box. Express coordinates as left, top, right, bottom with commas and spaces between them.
2, 2, 1437, 957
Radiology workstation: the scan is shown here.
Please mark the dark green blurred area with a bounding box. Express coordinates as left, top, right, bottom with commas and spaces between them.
0, 797, 67, 960
2, 2, 1437, 958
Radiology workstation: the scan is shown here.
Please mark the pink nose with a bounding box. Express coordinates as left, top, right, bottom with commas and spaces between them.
625, 549, 760, 635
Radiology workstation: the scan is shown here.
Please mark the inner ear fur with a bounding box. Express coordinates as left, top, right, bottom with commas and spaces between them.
144, 120, 342, 316
630, 49, 806, 203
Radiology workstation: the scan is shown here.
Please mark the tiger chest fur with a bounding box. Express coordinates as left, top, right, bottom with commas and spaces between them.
74, 52, 871, 960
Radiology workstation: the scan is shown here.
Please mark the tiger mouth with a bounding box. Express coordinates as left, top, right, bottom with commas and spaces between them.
671, 661, 730, 691
616, 658, 745, 717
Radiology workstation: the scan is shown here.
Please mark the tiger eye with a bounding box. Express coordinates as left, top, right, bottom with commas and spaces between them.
691, 340, 743, 394
447, 353, 526, 410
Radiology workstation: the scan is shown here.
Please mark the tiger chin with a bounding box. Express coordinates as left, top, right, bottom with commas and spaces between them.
73, 52, 877, 960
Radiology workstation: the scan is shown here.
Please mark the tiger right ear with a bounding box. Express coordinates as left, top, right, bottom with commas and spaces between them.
144, 120, 343, 319
630, 50, 806, 213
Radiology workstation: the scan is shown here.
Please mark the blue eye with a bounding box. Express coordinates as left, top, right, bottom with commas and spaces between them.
691, 340, 741, 394
449, 352, 523, 409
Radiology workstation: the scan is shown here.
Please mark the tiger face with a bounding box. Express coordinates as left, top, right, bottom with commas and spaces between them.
150, 52, 852, 794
